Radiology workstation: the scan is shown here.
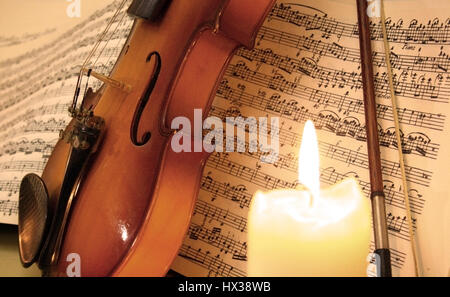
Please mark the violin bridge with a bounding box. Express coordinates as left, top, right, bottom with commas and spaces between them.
82, 68, 132, 93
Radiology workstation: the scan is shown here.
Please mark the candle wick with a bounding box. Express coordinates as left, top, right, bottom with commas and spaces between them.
308, 189, 314, 208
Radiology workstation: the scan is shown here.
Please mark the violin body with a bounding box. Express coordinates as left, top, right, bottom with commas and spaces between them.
39, 0, 274, 276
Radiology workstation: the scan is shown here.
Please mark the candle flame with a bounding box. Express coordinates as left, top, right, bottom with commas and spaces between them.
298, 120, 320, 201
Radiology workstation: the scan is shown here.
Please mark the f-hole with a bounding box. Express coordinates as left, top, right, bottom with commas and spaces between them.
130, 51, 162, 146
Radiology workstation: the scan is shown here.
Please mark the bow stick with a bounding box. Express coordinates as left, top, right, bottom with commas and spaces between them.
379, 0, 420, 276
356, 0, 392, 277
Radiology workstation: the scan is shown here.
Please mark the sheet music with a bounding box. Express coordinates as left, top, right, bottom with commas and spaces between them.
0, 0, 134, 225
0, 0, 448, 277
171, 0, 450, 277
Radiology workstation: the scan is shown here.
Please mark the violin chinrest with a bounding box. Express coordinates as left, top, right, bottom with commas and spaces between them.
18, 174, 50, 268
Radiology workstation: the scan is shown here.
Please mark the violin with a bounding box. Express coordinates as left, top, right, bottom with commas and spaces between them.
17, 0, 274, 276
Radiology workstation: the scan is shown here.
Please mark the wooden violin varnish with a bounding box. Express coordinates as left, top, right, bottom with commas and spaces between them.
17, 0, 275, 277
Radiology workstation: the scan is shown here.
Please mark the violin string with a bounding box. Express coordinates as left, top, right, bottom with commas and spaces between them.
104, 7, 132, 73
91, 0, 130, 74
82, 0, 129, 98
106, 11, 132, 71
82, 70, 91, 103
81, 0, 127, 71
380, 0, 420, 277
73, 0, 126, 109
72, 0, 128, 110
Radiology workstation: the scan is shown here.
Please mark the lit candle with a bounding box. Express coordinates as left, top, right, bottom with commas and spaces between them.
248, 120, 371, 276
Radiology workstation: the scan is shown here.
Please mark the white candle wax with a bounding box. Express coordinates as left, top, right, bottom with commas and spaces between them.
247, 120, 371, 276
248, 178, 371, 276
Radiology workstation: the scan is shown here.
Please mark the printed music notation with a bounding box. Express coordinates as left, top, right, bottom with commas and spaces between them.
0, 103, 71, 135
0, 28, 56, 48
0, 160, 46, 173
217, 79, 446, 131
201, 166, 426, 216
321, 167, 428, 216
0, 179, 20, 198
173, 0, 450, 277
268, 3, 450, 45
257, 25, 450, 74
236, 47, 450, 103
210, 104, 439, 160
386, 212, 418, 242
194, 200, 248, 233
0, 0, 134, 225
0, 118, 67, 144
201, 173, 252, 209
179, 244, 246, 277
0, 200, 18, 216
206, 148, 426, 215
229, 60, 449, 106
188, 223, 248, 261
209, 105, 435, 187
207, 153, 297, 192
319, 141, 433, 187
0, 138, 57, 159
0, 0, 446, 277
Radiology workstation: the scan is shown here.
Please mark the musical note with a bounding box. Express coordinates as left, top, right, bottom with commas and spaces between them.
268, 3, 450, 45
228, 61, 450, 105
201, 173, 252, 209
179, 244, 245, 277
386, 212, 418, 242
0, 199, 18, 216
218, 79, 446, 131
210, 105, 440, 159
193, 200, 247, 233
0, 138, 58, 159
187, 223, 248, 259
236, 47, 450, 102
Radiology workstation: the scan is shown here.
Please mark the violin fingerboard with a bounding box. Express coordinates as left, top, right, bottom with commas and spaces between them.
127, 0, 172, 22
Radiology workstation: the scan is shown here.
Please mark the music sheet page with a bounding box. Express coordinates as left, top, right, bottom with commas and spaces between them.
0, 0, 448, 277
171, 0, 450, 277
0, 0, 134, 225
